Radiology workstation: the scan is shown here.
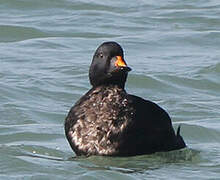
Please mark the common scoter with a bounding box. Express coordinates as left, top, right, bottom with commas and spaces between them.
65, 41, 186, 156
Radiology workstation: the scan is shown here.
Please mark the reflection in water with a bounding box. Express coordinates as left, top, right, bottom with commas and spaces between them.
69, 148, 201, 174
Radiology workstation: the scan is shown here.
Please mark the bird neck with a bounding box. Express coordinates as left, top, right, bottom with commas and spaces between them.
92, 83, 125, 91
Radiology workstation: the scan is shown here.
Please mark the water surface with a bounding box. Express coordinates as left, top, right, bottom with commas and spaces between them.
1, 0, 220, 179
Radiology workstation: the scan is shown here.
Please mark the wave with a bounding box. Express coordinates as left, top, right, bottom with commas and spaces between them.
0, 25, 50, 43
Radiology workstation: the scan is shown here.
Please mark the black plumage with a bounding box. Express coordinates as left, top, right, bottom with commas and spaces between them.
65, 41, 186, 156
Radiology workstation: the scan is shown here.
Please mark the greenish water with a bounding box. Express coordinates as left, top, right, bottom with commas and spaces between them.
1, 0, 220, 179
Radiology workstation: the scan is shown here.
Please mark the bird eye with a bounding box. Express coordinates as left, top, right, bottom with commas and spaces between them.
99, 53, 103, 58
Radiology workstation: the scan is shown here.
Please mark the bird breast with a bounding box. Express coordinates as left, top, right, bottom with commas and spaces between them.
69, 85, 135, 155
